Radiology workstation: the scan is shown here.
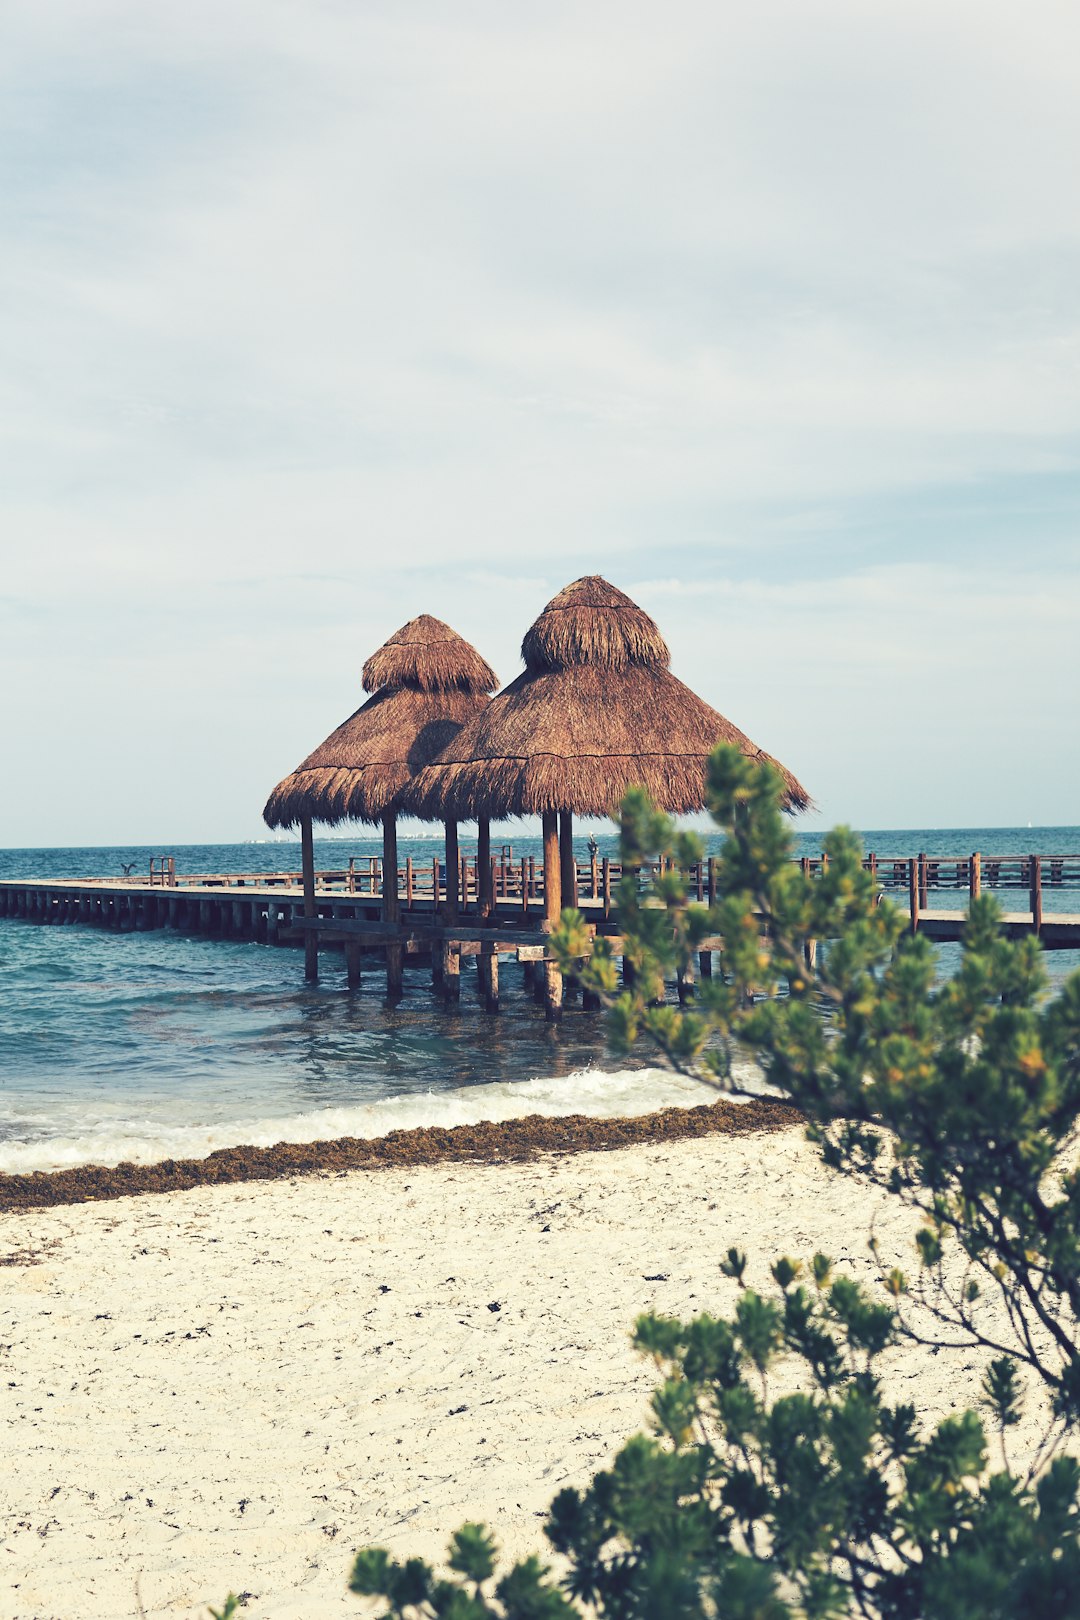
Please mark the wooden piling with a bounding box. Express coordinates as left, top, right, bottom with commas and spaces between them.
345, 940, 363, 990
477, 817, 492, 919
442, 940, 461, 1004
1031, 854, 1043, 937
383, 811, 403, 1002
560, 811, 577, 909
542, 809, 563, 1020
699, 949, 713, 979
444, 819, 459, 921
970, 851, 981, 902
480, 941, 499, 1013
908, 857, 919, 934
918, 852, 928, 911
301, 812, 318, 982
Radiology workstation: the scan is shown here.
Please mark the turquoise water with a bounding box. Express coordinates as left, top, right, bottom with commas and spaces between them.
2, 828, 1078, 1172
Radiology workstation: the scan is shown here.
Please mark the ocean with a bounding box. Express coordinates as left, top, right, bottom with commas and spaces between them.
2, 827, 1078, 1174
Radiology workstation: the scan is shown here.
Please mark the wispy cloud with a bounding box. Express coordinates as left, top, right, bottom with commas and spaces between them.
1, 1, 1078, 840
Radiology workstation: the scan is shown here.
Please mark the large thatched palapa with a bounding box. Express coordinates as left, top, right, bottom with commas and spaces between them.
263, 614, 497, 987
403, 576, 809, 953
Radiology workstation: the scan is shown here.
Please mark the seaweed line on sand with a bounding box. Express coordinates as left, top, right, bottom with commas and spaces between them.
0, 1096, 801, 1212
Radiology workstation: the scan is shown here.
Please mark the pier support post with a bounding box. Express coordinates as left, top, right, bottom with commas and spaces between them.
443, 941, 460, 1004
543, 950, 564, 1020
970, 851, 981, 902
908, 857, 919, 935
444, 819, 459, 922
477, 817, 492, 919
699, 949, 713, 979
559, 811, 577, 910
345, 940, 363, 991
383, 811, 403, 1003
542, 810, 563, 1021
301, 812, 318, 983
1031, 854, 1043, 937
480, 941, 499, 1013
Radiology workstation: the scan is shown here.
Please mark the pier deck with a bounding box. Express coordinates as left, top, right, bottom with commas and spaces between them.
3, 849, 1078, 1020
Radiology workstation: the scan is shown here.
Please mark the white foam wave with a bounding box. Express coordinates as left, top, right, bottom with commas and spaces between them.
0, 1065, 761, 1175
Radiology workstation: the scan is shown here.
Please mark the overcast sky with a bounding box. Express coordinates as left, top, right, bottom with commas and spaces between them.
3, 1, 1078, 845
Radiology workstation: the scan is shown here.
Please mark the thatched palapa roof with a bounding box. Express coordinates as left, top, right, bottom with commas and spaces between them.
263, 615, 497, 829
401, 577, 810, 819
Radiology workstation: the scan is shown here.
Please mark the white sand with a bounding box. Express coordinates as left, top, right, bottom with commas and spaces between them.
0, 1129, 1036, 1619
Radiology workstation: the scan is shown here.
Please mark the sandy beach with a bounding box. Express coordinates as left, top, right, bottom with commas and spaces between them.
1, 1123, 1042, 1620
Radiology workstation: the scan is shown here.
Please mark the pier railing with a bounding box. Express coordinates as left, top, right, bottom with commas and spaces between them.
126, 849, 1080, 934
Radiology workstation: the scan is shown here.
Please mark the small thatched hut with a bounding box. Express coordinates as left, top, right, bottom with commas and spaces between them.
403, 576, 809, 953
263, 614, 497, 987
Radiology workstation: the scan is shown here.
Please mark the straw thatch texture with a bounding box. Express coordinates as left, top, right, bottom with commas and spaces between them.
263, 616, 497, 829
401, 576, 810, 820
521, 576, 670, 672
404, 665, 809, 818
362, 614, 497, 695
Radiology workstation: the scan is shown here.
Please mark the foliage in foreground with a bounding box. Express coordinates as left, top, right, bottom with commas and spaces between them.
346, 1254, 1080, 1617
553, 746, 1080, 1439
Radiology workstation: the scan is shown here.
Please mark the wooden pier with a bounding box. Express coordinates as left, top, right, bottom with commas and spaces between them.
2, 849, 1078, 1021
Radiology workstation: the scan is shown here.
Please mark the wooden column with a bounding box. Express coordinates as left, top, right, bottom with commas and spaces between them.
480, 941, 499, 1013
442, 940, 461, 1004
384, 811, 403, 1002
444, 819, 459, 921
477, 817, 492, 919
1031, 854, 1043, 937
559, 811, 577, 909
542, 809, 563, 1020
301, 811, 318, 982
908, 856, 919, 935
969, 851, 981, 902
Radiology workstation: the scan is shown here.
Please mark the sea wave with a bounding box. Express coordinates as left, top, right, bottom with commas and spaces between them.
0, 1064, 762, 1175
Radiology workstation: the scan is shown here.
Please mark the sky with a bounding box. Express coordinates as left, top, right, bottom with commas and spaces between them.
2, 0, 1079, 845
